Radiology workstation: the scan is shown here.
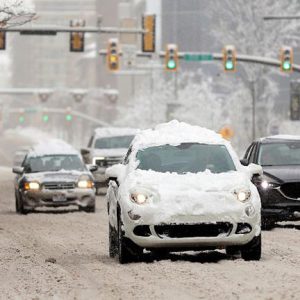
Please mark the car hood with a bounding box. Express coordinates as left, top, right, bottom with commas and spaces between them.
24, 170, 88, 183
120, 169, 258, 224
91, 148, 127, 158
263, 165, 300, 183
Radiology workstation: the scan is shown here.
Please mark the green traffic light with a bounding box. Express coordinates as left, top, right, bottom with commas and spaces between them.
19, 116, 25, 123
65, 114, 73, 122
283, 61, 291, 71
225, 60, 234, 70
167, 59, 177, 70
42, 115, 49, 122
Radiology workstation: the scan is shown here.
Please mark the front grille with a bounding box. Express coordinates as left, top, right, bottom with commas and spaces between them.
154, 223, 233, 238
94, 157, 122, 167
280, 182, 300, 199
43, 182, 76, 190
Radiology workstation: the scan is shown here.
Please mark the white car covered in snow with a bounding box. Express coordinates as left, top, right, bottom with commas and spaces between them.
106, 121, 262, 263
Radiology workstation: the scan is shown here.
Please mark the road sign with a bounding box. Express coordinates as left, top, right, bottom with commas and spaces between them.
184, 54, 213, 61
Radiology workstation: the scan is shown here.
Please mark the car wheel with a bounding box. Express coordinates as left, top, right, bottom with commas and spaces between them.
109, 224, 118, 258
117, 218, 142, 264
16, 193, 28, 215
241, 234, 261, 261
226, 246, 240, 256
80, 205, 96, 213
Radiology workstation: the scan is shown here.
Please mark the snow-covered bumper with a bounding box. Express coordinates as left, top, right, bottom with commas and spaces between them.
22, 188, 95, 209
122, 202, 261, 249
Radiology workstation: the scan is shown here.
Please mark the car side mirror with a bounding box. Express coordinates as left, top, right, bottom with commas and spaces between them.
12, 166, 24, 175
81, 148, 90, 156
87, 164, 98, 172
248, 163, 263, 176
240, 158, 249, 166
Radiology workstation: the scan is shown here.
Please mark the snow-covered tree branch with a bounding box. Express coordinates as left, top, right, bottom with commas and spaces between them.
0, 0, 35, 28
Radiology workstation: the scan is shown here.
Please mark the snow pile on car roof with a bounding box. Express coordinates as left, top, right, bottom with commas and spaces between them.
132, 120, 226, 149
94, 127, 139, 138
29, 139, 79, 157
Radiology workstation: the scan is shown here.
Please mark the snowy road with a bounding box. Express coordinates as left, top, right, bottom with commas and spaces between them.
0, 167, 299, 299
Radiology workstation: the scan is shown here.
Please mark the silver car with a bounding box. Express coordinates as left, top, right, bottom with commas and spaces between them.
13, 141, 97, 214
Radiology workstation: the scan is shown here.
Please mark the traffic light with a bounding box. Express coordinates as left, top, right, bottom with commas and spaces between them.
42, 114, 49, 123
280, 46, 293, 72
223, 45, 237, 72
70, 20, 85, 52
65, 114, 73, 122
107, 38, 120, 71
142, 15, 156, 53
0, 32, 6, 50
165, 44, 178, 72
19, 115, 25, 124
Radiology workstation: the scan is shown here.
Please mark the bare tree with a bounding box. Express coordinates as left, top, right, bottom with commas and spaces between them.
0, 0, 35, 28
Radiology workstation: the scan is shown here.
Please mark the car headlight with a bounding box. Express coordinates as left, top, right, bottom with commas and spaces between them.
92, 157, 105, 165
130, 193, 148, 205
234, 189, 251, 202
24, 182, 40, 190
78, 180, 94, 189
260, 180, 279, 189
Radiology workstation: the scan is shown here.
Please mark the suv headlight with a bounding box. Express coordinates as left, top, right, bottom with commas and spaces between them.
234, 189, 251, 202
24, 182, 40, 190
77, 175, 94, 189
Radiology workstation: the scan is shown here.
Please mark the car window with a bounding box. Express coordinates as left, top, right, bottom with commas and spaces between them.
136, 143, 236, 174
258, 141, 300, 166
24, 155, 85, 173
244, 143, 254, 160
248, 143, 257, 163
94, 135, 134, 149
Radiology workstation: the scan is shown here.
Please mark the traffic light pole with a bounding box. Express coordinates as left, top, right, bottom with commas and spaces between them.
0, 25, 146, 35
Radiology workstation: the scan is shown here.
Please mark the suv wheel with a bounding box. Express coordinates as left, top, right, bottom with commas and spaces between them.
15, 192, 28, 215
109, 224, 118, 258
80, 205, 95, 213
241, 234, 261, 261
117, 218, 142, 264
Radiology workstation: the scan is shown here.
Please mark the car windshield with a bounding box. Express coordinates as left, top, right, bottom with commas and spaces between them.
24, 155, 85, 173
258, 141, 300, 166
95, 135, 134, 149
136, 143, 236, 174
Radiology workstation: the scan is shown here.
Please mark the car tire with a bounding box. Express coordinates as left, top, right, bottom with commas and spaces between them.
117, 218, 142, 264
109, 224, 118, 258
241, 234, 261, 261
226, 246, 240, 256
15, 192, 28, 215
80, 205, 96, 213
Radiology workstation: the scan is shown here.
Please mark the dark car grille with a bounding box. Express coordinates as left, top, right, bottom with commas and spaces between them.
280, 183, 300, 199
43, 182, 76, 190
154, 223, 233, 238
94, 157, 122, 167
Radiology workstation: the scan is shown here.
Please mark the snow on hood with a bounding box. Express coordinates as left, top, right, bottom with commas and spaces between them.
120, 169, 257, 224
25, 170, 86, 182
94, 127, 139, 138
29, 139, 79, 157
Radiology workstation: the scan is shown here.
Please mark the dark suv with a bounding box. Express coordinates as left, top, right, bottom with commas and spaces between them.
242, 135, 300, 228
